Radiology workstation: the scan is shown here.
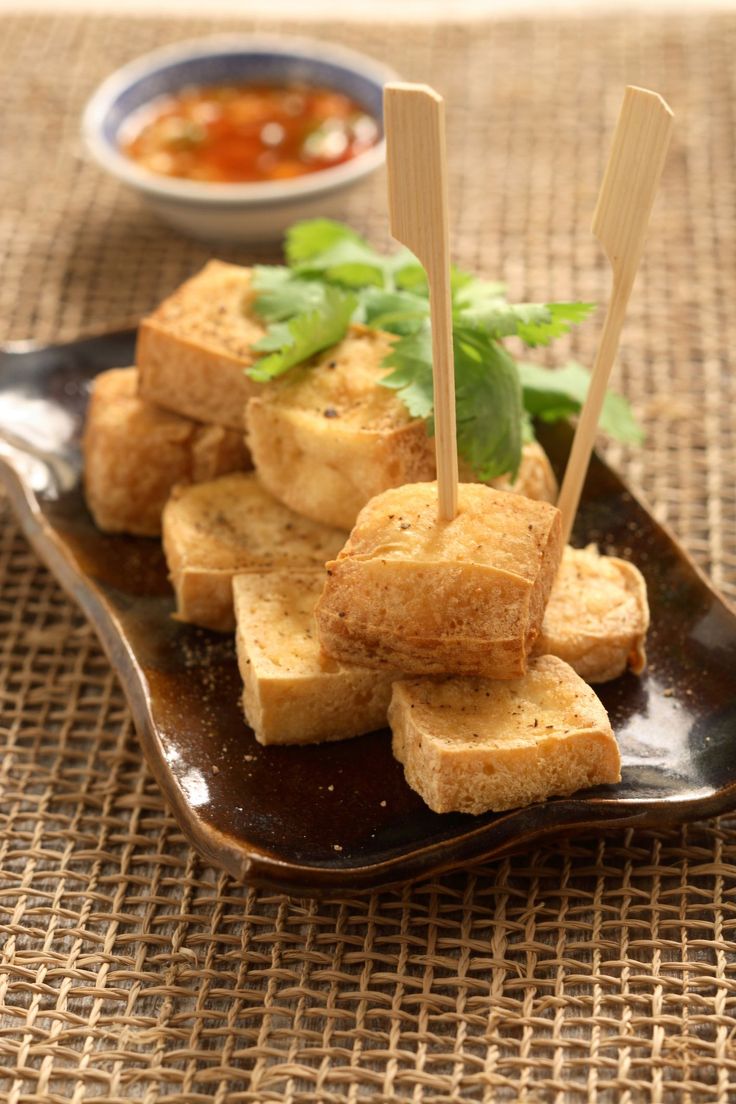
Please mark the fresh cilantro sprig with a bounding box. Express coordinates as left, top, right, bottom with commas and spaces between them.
246, 219, 641, 480
285, 217, 427, 291
249, 286, 356, 382
518, 360, 644, 444
248, 265, 327, 321
379, 324, 524, 479
454, 326, 524, 480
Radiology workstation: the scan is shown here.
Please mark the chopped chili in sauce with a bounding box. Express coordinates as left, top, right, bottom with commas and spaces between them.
121, 82, 380, 184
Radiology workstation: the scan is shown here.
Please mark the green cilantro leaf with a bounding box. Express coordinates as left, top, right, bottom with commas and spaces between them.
359, 288, 430, 335
381, 322, 523, 480
292, 240, 389, 288
248, 287, 356, 382
453, 324, 523, 480
515, 302, 597, 346
284, 219, 366, 264
287, 219, 391, 287
394, 256, 429, 292
518, 360, 644, 444
285, 218, 425, 292
251, 266, 328, 322
251, 321, 293, 352
453, 274, 506, 309
380, 327, 435, 419
456, 283, 596, 346
243, 221, 640, 476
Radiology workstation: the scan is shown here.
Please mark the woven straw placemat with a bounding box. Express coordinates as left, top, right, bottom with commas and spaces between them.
1, 12, 735, 1103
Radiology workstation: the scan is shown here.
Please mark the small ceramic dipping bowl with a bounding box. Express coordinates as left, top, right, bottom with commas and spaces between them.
82, 35, 395, 242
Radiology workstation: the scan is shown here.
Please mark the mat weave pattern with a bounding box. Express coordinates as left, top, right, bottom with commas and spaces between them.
0, 12, 735, 1103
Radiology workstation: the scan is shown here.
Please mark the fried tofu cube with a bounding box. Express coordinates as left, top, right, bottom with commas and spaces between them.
137, 261, 265, 429
533, 544, 650, 682
83, 367, 249, 536
315, 482, 563, 679
247, 327, 558, 530
483, 440, 558, 504
389, 654, 620, 814
162, 473, 346, 632
245, 326, 435, 530
234, 571, 396, 745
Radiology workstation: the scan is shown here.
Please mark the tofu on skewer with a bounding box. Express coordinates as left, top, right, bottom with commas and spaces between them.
315, 481, 563, 679
390, 655, 620, 814
245, 325, 436, 530
246, 325, 558, 530
83, 367, 250, 537
534, 544, 650, 682
234, 571, 396, 745
162, 473, 346, 632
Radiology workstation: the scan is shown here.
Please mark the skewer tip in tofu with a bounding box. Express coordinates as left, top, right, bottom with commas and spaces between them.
315, 481, 563, 679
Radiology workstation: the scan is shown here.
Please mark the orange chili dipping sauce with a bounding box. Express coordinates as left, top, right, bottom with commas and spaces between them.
121, 83, 380, 184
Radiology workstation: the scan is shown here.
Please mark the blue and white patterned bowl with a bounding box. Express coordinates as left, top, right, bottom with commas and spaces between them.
82, 35, 396, 242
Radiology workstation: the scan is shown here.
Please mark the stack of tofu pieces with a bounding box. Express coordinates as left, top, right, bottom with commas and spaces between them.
84, 260, 650, 815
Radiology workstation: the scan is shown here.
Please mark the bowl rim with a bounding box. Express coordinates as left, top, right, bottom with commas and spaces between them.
82, 32, 396, 206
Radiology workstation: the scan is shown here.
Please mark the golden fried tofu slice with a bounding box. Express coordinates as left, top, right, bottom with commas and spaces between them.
83, 367, 250, 537
389, 654, 620, 814
247, 327, 558, 530
234, 571, 396, 745
483, 440, 558, 504
245, 325, 435, 530
137, 261, 265, 429
162, 473, 346, 632
533, 544, 650, 682
315, 482, 563, 679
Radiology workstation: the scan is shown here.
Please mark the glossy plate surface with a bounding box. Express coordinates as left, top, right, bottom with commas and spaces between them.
1, 331, 735, 895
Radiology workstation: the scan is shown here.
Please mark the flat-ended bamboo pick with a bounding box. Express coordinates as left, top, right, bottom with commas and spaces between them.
557, 86, 673, 545
384, 82, 458, 521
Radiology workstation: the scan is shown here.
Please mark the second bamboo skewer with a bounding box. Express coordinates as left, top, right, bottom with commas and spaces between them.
557, 85, 674, 544
384, 82, 459, 521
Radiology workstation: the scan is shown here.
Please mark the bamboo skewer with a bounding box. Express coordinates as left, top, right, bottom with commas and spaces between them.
557, 85, 674, 545
384, 82, 459, 522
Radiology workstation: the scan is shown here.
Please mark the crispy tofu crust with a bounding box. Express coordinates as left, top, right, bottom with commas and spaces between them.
390, 655, 620, 814
533, 544, 650, 682
315, 482, 563, 679
162, 472, 346, 632
137, 261, 265, 429
247, 327, 558, 529
82, 367, 249, 536
483, 440, 558, 504
234, 571, 396, 745
245, 326, 436, 530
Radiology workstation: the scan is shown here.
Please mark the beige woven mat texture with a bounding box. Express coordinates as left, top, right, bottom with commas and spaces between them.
0, 11, 735, 1103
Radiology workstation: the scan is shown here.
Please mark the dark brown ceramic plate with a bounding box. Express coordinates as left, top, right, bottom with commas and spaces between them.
1, 331, 735, 895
